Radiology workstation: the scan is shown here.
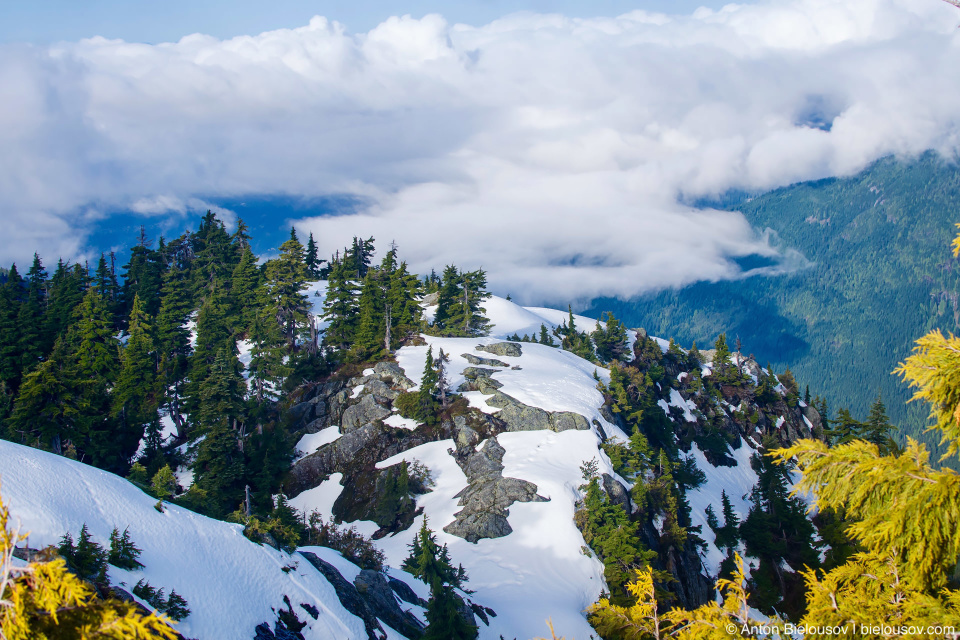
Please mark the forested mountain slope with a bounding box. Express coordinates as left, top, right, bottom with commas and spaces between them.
588, 152, 960, 459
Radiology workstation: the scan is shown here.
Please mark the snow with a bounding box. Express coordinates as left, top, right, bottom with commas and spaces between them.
685, 439, 759, 578
295, 428, 342, 460
395, 336, 610, 423
0, 442, 370, 640
288, 472, 346, 520
669, 388, 698, 422
383, 414, 420, 431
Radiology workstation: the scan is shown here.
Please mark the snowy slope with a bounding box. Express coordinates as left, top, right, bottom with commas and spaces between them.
0, 441, 373, 640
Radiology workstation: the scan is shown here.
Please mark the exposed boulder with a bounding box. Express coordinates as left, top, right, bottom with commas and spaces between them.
389, 577, 427, 608
341, 394, 392, 432
602, 473, 632, 514
444, 437, 549, 543
462, 353, 509, 367
476, 342, 522, 357
484, 391, 590, 433
373, 361, 417, 390
457, 367, 504, 393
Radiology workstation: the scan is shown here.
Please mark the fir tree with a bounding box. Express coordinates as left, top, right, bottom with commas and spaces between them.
17, 253, 47, 372
151, 464, 177, 500
0, 264, 24, 388
229, 246, 261, 333
592, 311, 630, 363
322, 255, 361, 354
305, 232, 322, 279
112, 295, 158, 462
155, 266, 193, 441
403, 519, 476, 640
263, 232, 310, 349
108, 527, 145, 570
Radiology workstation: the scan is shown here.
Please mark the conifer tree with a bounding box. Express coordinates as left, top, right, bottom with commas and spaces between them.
112, 295, 158, 462
247, 307, 290, 404
263, 231, 310, 349
322, 255, 361, 355
230, 245, 261, 333
108, 527, 145, 570
305, 232, 322, 279
0, 264, 24, 388
44, 260, 88, 347
592, 311, 630, 363
121, 230, 166, 321
7, 336, 81, 454
353, 268, 388, 361
151, 464, 178, 500
155, 266, 193, 440
432, 265, 460, 332
17, 253, 47, 372
538, 323, 556, 346
417, 347, 440, 424
711, 333, 732, 383
403, 519, 476, 640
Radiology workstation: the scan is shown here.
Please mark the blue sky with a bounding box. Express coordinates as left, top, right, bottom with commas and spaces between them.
2, 0, 722, 43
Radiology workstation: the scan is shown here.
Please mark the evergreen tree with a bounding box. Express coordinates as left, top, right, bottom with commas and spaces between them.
44, 260, 88, 347
191, 212, 238, 302
305, 232, 322, 279
403, 519, 476, 640
352, 268, 388, 361
592, 311, 630, 363
711, 333, 732, 383
155, 266, 193, 441
263, 231, 310, 349
538, 323, 556, 346
112, 295, 158, 463
94, 253, 121, 325
229, 246, 261, 334
151, 464, 177, 500
0, 265, 24, 388
184, 284, 234, 419
17, 253, 47, 372
108, 527, 144, 570
71, 287, 124, 468
322, 255, 361, 355
247, 307, 290, 405
431, 265, 460, 332
7, 337, 81, 454
416, 347, 440, 424
120, 230, 165, 321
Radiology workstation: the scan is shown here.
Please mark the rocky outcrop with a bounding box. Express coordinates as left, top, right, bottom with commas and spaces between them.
299, 552, 424, 640
444, 437, 548, 543
484, 391, 590, 433
341, 394, 392, 432
354, 570, 425, 639
462, 353, 509, 367
476, 342, 522, 357
457, 367, 503, 393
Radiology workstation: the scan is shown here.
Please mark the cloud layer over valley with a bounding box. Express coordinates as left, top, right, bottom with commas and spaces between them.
2, 0, 959, 302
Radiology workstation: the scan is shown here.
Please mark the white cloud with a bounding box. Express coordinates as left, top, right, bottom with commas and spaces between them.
0, 0, 958, 302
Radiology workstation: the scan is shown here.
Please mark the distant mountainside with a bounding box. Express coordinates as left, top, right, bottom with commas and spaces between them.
587, 152, 960, 461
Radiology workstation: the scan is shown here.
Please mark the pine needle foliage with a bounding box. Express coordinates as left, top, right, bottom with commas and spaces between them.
587, 555, 772, 639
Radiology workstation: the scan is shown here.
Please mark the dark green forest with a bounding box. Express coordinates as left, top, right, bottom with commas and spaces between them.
587, 152, 960, 461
